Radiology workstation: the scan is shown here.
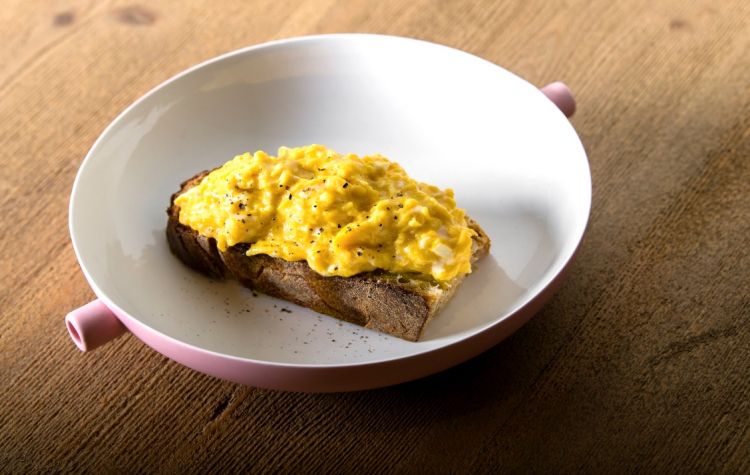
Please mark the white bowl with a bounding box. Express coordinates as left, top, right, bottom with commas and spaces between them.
68, 34, 590, 392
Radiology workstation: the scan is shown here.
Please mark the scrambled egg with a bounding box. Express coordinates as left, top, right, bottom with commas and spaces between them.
175, 145, 476, 282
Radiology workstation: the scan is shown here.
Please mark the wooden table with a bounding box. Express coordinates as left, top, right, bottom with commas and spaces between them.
3, 0, 750, 472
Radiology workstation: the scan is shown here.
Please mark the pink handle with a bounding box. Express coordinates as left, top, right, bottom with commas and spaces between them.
65, 299, 128, 352
540, 82, 576, 118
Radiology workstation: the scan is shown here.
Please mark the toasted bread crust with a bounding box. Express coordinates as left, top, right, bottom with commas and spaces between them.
167, 170, 490, 341
167, 171, 227, 280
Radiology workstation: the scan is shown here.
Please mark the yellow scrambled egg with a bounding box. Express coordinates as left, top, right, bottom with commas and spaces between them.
175, 145, 476, 282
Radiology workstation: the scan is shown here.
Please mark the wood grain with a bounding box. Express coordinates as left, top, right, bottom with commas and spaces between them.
2, 0, 750, 472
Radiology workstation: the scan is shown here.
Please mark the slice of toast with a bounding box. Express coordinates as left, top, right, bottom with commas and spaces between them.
167, 170, 491, 341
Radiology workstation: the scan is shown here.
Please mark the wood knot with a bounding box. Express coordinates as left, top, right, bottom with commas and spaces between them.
54, 11, 75, 26
114, 5, 156, 25
669, 19, 688, 30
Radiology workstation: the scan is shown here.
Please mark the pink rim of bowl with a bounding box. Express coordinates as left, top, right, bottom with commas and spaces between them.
68, 246, 579, 392
66, 35, 586, 393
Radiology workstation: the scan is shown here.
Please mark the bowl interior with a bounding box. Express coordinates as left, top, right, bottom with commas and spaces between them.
71, 35, 590, 365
